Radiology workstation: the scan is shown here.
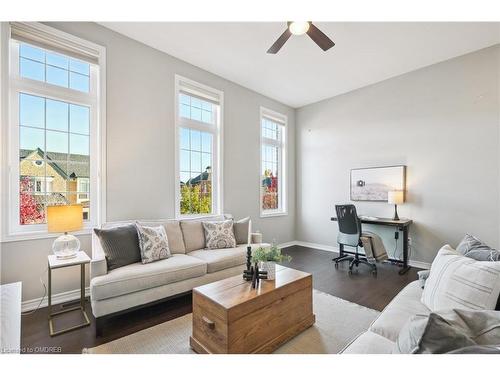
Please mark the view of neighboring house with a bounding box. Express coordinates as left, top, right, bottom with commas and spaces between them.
179, 166, 212, 215
19, 148, 90, 223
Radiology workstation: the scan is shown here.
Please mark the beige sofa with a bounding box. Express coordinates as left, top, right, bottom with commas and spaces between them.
341, 280, 427, 353
90, 215, 266, 336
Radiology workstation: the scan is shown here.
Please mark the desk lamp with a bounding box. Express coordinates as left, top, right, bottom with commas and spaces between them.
387, 190, 404, 221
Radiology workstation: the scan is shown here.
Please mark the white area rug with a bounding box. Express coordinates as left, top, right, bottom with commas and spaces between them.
84, 290, 380, 354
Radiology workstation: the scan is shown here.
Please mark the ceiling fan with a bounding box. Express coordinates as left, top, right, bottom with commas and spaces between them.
267, 21, 335, 54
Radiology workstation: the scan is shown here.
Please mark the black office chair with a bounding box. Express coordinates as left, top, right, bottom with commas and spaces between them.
333, 204, 377, 275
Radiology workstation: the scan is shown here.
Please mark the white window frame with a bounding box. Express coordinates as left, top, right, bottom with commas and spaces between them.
174, 75, 223, 219
0, 22, 106, 242
260, 107, 287, 218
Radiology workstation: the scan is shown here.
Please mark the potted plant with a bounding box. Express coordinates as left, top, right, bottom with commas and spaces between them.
252, 244, 292, 280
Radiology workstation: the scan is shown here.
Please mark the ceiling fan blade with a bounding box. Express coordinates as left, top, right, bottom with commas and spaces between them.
306, 23, 335, 51
267, 28, 292, 54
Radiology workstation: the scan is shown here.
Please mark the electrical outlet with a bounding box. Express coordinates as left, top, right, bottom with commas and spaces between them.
408, 237, 412, 246
394, 231, 399, 240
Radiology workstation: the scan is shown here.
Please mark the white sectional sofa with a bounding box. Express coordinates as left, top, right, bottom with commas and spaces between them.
90, 215, 265, 336
341, 280, 427, 353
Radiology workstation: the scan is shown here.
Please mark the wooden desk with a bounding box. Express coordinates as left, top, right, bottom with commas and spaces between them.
330, 216, 413, 275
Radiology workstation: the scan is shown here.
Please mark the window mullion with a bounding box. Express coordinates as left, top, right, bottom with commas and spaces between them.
11, 78, 95, 106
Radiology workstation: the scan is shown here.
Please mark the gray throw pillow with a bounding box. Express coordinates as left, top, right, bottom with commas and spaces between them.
94, 225, 141, 271
456, 234, 500, 261
233, 217, 251, 245
202, 220, 237, 249
394, 309, 500, 354
447, 345, 500, 354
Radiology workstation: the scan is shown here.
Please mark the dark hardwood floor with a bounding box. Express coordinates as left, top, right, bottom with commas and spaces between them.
21, 245, 420, 354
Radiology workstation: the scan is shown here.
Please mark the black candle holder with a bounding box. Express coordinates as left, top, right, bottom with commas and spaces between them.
243, 245, 267, 288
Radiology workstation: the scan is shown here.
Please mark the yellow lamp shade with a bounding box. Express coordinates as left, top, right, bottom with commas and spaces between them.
47, 204, 83, 233
387, 190, 405, 205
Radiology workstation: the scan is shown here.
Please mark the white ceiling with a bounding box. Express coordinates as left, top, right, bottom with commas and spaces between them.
100, 22, 500, 108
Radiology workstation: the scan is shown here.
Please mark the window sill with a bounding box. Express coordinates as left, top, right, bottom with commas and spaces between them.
1, 228, 93, 243
175, 213, 224, 221
260, 211, 288, 218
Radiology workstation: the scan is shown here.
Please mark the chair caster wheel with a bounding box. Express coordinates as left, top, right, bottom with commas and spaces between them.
334, 263, 338, 268
372, 270, 377, 276
348, 270, 353, 275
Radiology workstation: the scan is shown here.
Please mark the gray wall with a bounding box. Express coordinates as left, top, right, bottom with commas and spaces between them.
296, 45, 500, 264
0, 22, 296, 303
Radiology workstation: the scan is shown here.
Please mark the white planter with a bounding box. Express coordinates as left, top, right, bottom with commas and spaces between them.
260, 261, 276, 280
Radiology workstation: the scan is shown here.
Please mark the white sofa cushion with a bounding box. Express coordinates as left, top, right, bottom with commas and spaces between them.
341, 331, 394, 354
91, 254, 207, 300
91, 265, 245, 317
369, 280, 430, 342
188, 245, 248, 273
422, 245, 500, 311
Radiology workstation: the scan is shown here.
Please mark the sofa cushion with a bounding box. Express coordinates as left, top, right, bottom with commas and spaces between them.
394, 309, 500, 354
369, 280, 430, 342
422, 245, 500, 311
90, 254, 207, 300
233, 217, 251, 245
93, 225, 141, 271
188, 245, 247, 273
180, 221, 206, 252
341, 331, 394, 354
164, 221, 186, 254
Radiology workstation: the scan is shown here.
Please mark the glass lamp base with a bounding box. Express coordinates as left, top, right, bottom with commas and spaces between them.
53, 234, 80, 259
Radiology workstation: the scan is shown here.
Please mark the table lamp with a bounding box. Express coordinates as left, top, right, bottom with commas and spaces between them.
47, 204, 83, 259
387, 190, 404, 221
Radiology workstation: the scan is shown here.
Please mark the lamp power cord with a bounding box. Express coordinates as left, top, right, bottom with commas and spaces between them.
21, 268, 48, 316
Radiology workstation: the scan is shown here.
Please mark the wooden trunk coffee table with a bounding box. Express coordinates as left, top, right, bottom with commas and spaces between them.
190, 265, 315, 354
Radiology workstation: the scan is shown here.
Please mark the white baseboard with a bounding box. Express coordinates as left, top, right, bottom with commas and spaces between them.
408, 260, 431, 270
21, 241, 430, 311
293, 240, 339, 252
22, 287, 90, 313
277, 241, 298, 249
281, 240, 431, 270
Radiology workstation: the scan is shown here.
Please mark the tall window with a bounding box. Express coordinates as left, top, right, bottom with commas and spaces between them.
260, 107, 287, 216
2, 22, 105, 239
175, 75, 223, 218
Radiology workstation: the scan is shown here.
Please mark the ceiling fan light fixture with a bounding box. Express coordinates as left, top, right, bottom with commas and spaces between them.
289, 21, 310, 36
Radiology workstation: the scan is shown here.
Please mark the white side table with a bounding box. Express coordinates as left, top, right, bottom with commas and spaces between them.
47, 252, 91, 336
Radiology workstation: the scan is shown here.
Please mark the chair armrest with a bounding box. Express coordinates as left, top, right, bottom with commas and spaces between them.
91, 230, 107, 279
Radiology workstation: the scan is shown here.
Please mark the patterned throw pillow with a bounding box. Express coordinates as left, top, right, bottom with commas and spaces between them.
135, 222, 171, 264
202, 220, 237, 249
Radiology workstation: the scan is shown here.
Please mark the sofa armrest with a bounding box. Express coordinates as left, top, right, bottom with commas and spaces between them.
91, 258, 107, 279
247, 242, 270, 250
91, 230, 107, 279
250, 231, 263, 244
